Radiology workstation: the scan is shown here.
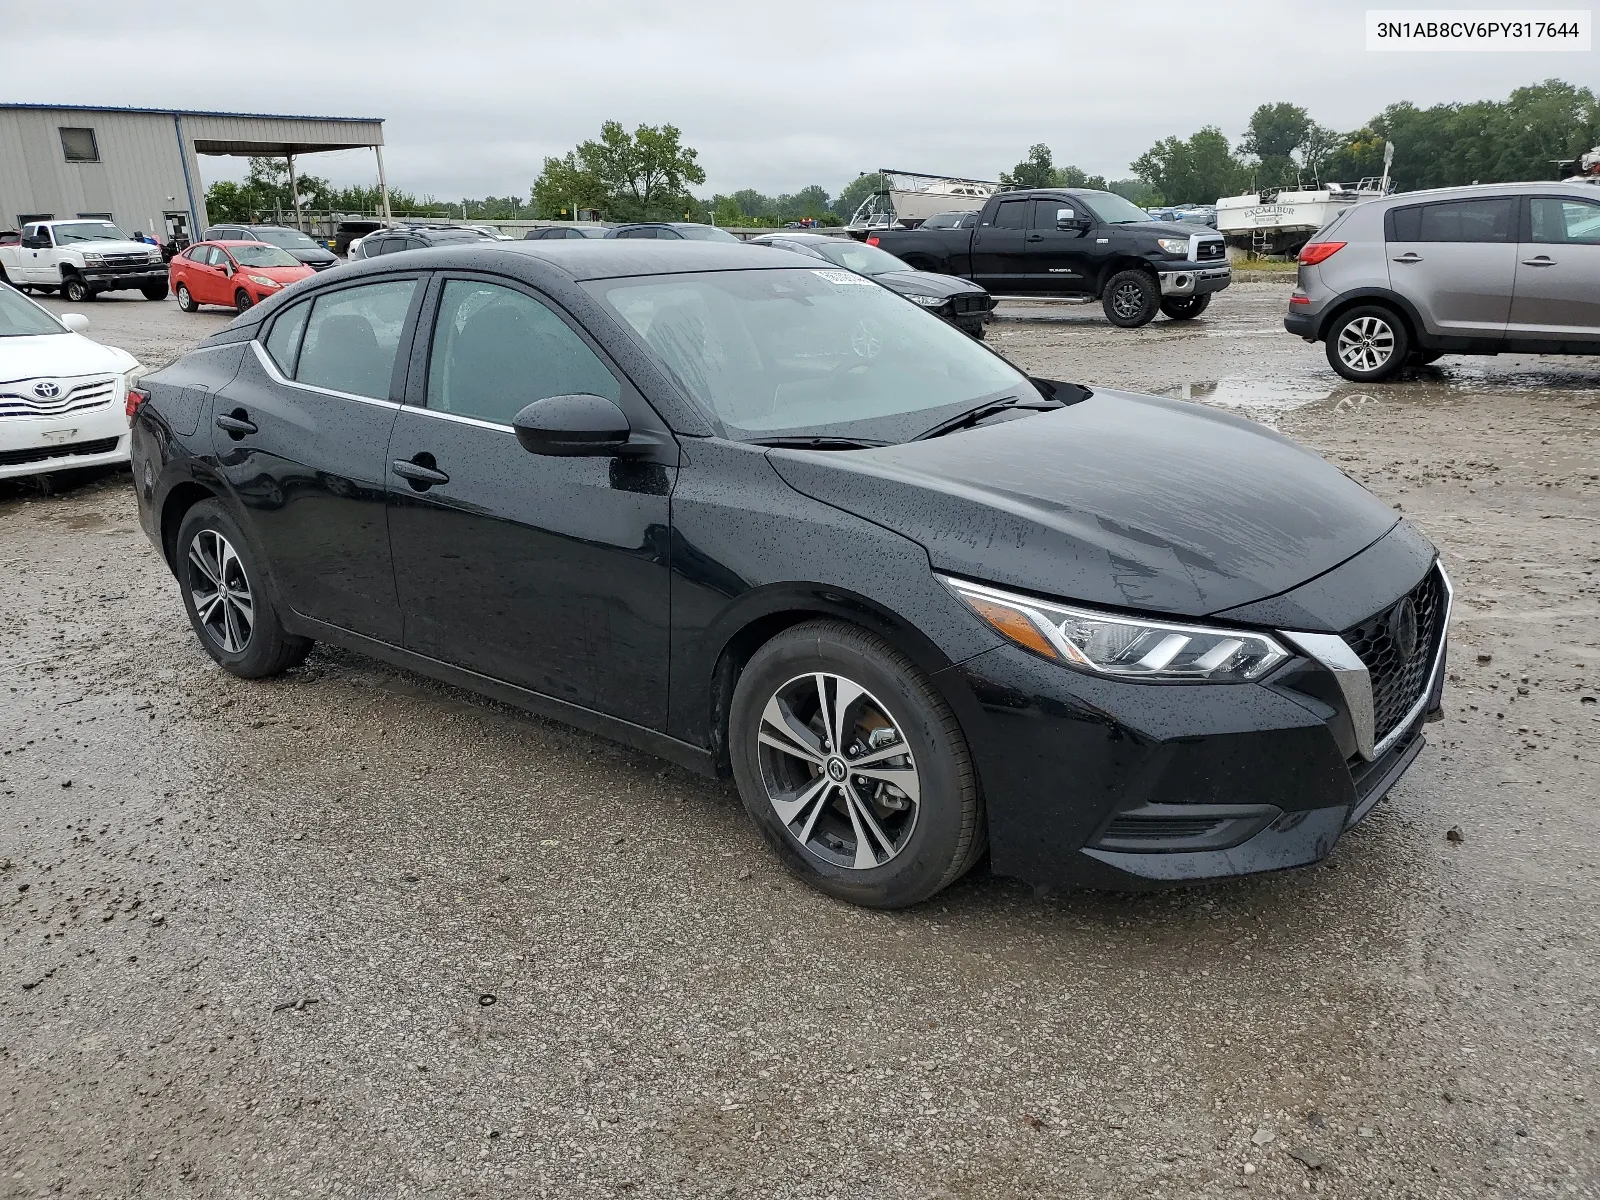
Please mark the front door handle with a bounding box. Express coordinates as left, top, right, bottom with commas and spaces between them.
1520, 256, 1556, 267
391, 453, 449, 490
215, 410, 257, 438
1391, 253, 1423, 263
1025, 233, 1044, 242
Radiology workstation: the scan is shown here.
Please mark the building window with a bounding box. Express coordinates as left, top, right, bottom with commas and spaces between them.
59, 127, 99, 163
76, 212, 113, 220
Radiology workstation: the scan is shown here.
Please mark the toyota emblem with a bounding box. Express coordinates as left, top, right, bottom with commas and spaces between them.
1388, 596, 1420, 661
32, 381, 61, 400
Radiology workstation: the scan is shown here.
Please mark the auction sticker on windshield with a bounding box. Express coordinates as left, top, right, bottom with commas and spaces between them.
813, 269, 875, 286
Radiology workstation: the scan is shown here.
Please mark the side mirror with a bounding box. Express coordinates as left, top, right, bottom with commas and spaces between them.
1056, 209, 1089, 232
60, 313, 90, 332
221, 262, 235, 276
512, 393, 631, 456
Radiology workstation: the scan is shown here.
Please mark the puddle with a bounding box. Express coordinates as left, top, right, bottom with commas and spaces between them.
39, 511, 107, 530
1158, 376, 1337, 413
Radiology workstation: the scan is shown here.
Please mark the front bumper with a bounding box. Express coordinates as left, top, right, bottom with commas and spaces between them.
938, 561, 1448, 890
1158, 265, 1231, 297
81, 265, 167, 288
0, 406, 130, 479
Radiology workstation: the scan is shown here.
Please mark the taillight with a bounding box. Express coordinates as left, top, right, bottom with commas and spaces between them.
1298, 241, 1345, 266
866, 235, 880, 247
1289, 292, 1310, 305
126, 387, 149, 420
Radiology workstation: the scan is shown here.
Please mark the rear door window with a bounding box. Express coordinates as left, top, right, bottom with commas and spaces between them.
1388, 198, 1516, 243
426, 279, 620, 425
293, 279, 419, 400
991, 200, 1028, 229
264, 301, 310, 374
1529, 196, 1600, 245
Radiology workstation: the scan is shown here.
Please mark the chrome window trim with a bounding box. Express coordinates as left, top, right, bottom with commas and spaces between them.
403, 406, 514, 435
1279, 563, 1453, 763
249, 340, 401, 410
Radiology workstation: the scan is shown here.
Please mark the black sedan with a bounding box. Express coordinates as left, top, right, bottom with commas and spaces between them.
128, 241, 1450, 909
604, 222, 741, 242
751, 232, 996, 337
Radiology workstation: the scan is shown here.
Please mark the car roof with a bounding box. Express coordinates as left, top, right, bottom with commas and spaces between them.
348, 240, 799, 282
752, 232, 834, 243
1371, 180, 1600, 205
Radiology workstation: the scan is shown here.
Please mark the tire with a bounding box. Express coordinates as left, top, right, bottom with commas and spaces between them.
234, 289, 254, 313
1101, 269, 1159, 328
142, 280, 169, 301
729, 619, 985, 909
175, 500, 311, 679
1160, 294, 1211, 320
176, 283, 198, 313
62, 275, 91, 303
1326, 304, 1409, 382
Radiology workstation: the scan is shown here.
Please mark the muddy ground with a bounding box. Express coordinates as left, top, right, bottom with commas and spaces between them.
1, 285, 1596, 1199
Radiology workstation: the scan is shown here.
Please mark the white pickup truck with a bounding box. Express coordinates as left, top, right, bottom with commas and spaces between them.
0, 219, 169, 303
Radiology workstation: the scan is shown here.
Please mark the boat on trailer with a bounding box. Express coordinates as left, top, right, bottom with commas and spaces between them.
847, 170, 998, 234
1216, 178, 1391, 256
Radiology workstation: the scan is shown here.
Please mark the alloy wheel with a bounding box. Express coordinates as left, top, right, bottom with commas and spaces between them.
187, 529, 254, 653
1111, 281, 1144, 321
755, 672, 920, 870
1337, 316, 1395, 373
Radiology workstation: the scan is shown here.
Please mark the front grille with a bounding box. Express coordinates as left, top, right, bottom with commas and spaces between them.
951, 294, 994, 315
0, 377, 117, 419
85, 261, 159, 276
1343, 567, 1446, 744
101, 253, 156, 266
0, 436, 121, 467
1195, 239, 1226, 262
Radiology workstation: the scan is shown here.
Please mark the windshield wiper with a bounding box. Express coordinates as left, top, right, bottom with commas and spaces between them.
912, 395, 1063, 441
747, 435, 889, 451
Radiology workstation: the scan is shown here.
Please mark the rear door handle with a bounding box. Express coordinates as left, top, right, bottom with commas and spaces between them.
391, 455, 449, 490
1025, 234, 1044, 242
1520, 256, 1556, 267
1391, 254, 1423, 263
215, 410, 257, 438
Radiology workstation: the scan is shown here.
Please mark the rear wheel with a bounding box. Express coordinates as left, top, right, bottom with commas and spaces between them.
729, 620, 985, 909
62, 276, 91, 303
176, 283, 198, 313
175, 500, 311, 679
234, 289, 254, 313
1102, 269, 1159, 328
1160, 294, 1211, 320
141, 280, 169, 301
1326, 305, 1409, 382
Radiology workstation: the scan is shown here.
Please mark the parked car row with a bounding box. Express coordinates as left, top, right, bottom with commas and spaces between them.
128, 238, 1452, 908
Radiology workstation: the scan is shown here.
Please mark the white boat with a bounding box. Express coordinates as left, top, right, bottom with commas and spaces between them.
1216, 179, 1389, 255
848, 170, 998, 232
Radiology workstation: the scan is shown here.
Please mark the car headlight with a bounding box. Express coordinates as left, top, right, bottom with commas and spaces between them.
941, 575, 1289, 683
1156, 238, 1190, 256
906, 293, 947, 307
82, 253, 104, 266
247, 274, 281, 289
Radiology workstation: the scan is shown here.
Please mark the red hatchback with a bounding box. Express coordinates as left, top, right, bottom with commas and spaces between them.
170, 240, 316, 313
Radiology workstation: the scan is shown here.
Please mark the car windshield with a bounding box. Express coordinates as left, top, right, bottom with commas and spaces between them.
809, 239, 910, 276
51, 221, 130, 244
253, 228, 320, 249
229, 244, 302, 267
1079, 192, 1156, 224
675, 226, 740, 242
0, 285, 66, 336
588, 268, 1035, 443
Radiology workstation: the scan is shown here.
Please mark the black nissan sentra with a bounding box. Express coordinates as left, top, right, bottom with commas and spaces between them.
129, 242, 1450, 909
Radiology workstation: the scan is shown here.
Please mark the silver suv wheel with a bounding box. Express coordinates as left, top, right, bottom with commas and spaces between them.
1336, 315, 1396, 373
755, 672, 920, 870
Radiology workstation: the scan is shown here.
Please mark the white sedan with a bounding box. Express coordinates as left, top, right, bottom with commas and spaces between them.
0, 283, 145, 480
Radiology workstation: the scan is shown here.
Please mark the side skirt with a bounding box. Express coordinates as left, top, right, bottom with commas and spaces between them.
284, 612, 718, 778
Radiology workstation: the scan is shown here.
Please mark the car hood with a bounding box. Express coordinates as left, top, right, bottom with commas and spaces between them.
1130, 220, 1216, 239
73, 239, 160, 257
243, 264, 316, 281
873, 270, 987, 298
766, 390, 1399, 619
0, 332, 138, 385
287, 247, 337, 264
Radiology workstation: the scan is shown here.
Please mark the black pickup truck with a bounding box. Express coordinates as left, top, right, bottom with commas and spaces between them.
867, 188, 1230, 328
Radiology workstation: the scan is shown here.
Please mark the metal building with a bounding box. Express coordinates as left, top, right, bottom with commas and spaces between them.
0, 103, 389, 244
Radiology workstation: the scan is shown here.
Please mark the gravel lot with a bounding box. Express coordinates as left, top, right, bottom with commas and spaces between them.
3, 285, 1597, 1200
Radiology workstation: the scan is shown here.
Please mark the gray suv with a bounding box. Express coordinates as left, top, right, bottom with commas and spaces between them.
1285, 182, 1600, 381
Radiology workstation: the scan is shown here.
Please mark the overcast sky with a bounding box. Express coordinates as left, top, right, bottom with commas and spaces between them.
9, 0, 1595, 201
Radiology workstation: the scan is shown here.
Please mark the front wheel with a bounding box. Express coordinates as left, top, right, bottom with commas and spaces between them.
142, 280, 169, 301
62, 276, 92, 303
1160, 294, 1211, 320
1326, 305, 1409, 382
176, 283, 198, 313
1102, 269, 1159, 328
176, 500, 311, 679
234, 289, 254, 313
729, 620, 985, 909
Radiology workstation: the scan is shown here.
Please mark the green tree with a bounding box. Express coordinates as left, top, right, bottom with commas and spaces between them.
777, 185, 832, 221
532, 151, 608, 220
1000, 144, 1058, 189
832, 173, 881, 220
1132, 126, 1245, 204
532, 121, 705, 220
1107, 177, 1160, 206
